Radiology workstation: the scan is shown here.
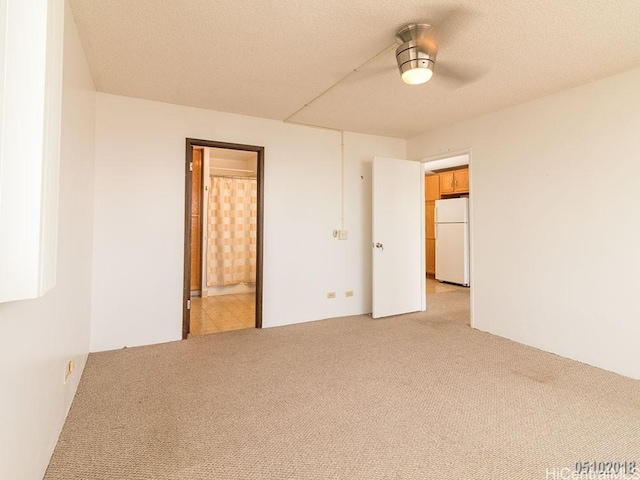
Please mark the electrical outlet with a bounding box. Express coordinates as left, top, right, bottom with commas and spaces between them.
64, 360, 75, 383
338, 230, 349, 240
327, 292, 336, 299
345, 290, 354, 297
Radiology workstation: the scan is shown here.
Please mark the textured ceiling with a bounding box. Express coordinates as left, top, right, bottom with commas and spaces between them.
69, 0, 640, 138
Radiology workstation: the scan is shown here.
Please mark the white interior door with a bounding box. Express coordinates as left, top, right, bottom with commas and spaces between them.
372, 156, 424, 318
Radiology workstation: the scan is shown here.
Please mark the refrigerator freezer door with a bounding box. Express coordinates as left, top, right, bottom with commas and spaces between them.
435, 197, 469, 223
435, 223, 470, 286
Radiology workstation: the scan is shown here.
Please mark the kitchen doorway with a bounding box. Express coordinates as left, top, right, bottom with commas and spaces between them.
183, 139, 264, 338
422, 151, 473, 326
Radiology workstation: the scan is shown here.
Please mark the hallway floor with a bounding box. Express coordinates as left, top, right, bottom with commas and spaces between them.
190, 293, 255, 335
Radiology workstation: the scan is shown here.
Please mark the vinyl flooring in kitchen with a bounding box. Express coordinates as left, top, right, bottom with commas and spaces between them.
426, 277, 468, 294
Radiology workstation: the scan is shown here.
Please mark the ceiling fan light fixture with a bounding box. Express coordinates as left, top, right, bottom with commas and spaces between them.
395, 23, 437, 85
400, 61, 434, 85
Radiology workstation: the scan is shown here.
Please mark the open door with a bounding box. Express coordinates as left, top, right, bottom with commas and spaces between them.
372, 156, 424, 318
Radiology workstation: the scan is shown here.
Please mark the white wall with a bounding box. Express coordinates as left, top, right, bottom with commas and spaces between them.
90, 95, 405, 351
408, 68, 640, 379
0, 3, 96, 479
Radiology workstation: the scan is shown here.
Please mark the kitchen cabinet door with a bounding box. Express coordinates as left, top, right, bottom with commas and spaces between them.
425, 202, 436, 276
454, 169, 469, 193
426, 202, 435, 238
439, 172, 454, 194
425, 174, 440, 201
426, 238, 436, 276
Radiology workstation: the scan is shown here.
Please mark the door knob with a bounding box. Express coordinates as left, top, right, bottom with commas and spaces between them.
374, 242, 384, 251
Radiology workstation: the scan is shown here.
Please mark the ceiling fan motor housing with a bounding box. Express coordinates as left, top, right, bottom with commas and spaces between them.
395, 24, 437, 78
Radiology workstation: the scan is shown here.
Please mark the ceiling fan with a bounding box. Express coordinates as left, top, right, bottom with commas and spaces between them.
389, 22, 483, 87
395, 23, 438, 85
284, 16, 483, 123
350, 18, 485, 89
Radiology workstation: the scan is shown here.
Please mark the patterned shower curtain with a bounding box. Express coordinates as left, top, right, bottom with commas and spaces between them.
207, 177, 257, 287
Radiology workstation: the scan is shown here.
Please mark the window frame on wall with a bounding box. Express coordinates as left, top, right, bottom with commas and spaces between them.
0, 0, 65, 303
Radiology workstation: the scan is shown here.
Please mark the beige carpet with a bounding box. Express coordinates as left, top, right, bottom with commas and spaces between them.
45, 291, 640, 479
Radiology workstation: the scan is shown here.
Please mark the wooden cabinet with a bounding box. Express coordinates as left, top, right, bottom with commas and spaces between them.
426, 239, 436, 276
425, 202, 436, 276
439, 172, 454, 194
453, 169, 469, 193
439, 168, 468, 194
425, 174, 439, 277
425, 174, 440, 201
425, 202, 435, 238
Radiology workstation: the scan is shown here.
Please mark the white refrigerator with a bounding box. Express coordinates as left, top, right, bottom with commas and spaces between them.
435, 197, 470, 286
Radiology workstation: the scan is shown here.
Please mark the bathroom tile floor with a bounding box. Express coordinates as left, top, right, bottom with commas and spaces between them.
189, 293, 255, 336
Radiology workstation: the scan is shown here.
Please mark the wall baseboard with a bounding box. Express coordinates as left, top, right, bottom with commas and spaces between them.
206, 283, 256, 296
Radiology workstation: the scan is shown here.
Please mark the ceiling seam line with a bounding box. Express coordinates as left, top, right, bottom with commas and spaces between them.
283, 42, 396, 125
282, 119, 342, 132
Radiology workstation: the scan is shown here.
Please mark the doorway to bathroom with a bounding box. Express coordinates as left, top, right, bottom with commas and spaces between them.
183, 139, 264, 338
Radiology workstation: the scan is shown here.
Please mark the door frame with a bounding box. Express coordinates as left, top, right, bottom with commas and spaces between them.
183, 138, 265, 339
421, 148, 474, 327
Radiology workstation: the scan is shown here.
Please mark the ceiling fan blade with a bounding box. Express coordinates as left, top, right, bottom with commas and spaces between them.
434, 60, 487, 88
350, 64, 396, 83
424, 6, 478, 47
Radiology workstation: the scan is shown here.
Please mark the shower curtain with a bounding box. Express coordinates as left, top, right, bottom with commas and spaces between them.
207, 177, 257, 287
